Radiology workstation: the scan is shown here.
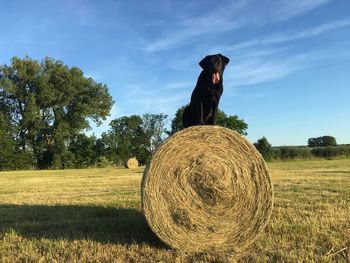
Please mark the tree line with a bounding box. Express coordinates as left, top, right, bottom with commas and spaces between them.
0, 56, 248, 170
254, 136, 349, 161
2, 56, 346, 170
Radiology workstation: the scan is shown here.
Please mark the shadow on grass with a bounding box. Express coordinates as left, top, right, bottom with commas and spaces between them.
0, 204, 166, 248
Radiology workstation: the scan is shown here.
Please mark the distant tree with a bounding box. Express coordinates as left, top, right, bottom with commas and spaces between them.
321, 136, 337, 147
169, 105, 248, 135
254, 137, 273, 161
101, 115, 148, 165
308, 136, 337, 147
94, 138, 106, 160
168, 105, 186, 135
142, 113, 168, 156
0, 56, 113, 169
308, 138, 318, 147
216, 111, 248, 135
102, 114, 168, 165
69, 134, 98, 168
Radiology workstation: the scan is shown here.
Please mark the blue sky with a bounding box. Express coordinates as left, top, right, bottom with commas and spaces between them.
1, 0, 349, 145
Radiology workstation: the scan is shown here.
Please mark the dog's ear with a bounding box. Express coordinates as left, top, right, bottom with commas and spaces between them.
199, 55, 212, 70
219, 54, 230, 66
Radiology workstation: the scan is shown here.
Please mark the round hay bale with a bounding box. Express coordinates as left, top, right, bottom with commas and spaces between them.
125, 157, 139, 169
142, 125, 273, 253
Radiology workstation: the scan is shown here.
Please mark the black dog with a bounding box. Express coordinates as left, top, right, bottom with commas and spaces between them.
182, 54, 230, 128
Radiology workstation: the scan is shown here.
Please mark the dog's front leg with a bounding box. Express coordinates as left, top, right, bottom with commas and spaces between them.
200, 101, 204, 124
211, 104, 217, 125
211, 86, 222, 125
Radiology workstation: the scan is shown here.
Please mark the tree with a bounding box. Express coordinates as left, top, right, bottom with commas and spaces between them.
0, 56, 113, 168
308, 138, 318, 147
101, 115, 148, 165
0, 111, 34, 170
254, 137, 273, 161
102, 114, 168, 165
216, 111, 248, 135
0, 88, 35, 170
142, 113, 168, 156
321, 136, 337, 147
169, 105, 248, 135
308, 136, 337, 147
68, 134, 98, 168
169, 105, 186, 135
0, 101, 15, 167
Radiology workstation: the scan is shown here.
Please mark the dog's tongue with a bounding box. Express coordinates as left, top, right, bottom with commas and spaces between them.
212, 72, 220, 84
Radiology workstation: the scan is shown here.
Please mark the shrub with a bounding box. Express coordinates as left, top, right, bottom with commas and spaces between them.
273, 147, 312, 160
311, 146, 350, 159
254, 137, 273, 161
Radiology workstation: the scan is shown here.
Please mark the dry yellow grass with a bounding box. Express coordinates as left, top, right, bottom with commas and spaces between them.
0, 159, 349, 262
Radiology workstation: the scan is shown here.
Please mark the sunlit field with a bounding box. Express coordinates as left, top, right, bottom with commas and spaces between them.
0, 159, 349, 262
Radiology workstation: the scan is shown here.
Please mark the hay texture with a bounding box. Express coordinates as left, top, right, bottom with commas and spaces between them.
142, 125, 273, 252
125, 158, 139, 169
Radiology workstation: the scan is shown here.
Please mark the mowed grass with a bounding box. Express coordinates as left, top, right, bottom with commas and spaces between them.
0, 160, 349, 262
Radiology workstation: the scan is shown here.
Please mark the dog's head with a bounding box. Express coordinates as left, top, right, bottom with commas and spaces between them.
199, 54, 230, 84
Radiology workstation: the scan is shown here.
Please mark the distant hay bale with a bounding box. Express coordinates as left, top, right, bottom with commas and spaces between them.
141, 125, 273, 253
125, 158, 139, 169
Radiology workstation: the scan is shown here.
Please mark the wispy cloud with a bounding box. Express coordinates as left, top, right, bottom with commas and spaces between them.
214, 18, 350, 89
143, 1, 248, 52
143, 18, 241, 52
143, 0, 333, 52
226, 19, 350, 51
226, 47, 350, 88
122, 90, 188, 116
247, 0, 333, 25
227, 60, 298, 87
114, 82, 188, 117
163, 81, 192, 90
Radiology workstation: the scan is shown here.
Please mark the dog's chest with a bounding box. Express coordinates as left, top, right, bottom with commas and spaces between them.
205, 84, 222, 97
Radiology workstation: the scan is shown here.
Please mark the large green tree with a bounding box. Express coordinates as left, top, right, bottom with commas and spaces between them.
101, 115, 148, 165
142, 113, 168, 156
169, 105, 248, 135
216, 110, 248, 135
169, 105, 186, 135
102, 114, 169, 165
68, 134, 99, 168
0, 56, 113, 168
0, 111, 34, 170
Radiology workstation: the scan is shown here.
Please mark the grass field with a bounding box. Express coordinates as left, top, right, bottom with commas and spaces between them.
0, 159, 349, 262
